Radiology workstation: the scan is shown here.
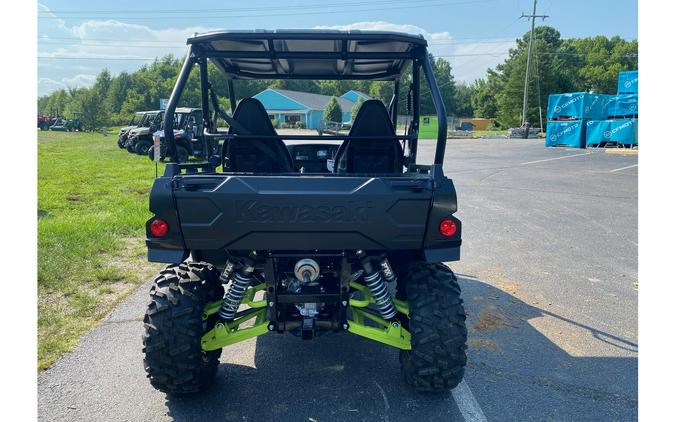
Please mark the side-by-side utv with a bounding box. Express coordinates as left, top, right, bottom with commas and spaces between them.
143, 30, 467, 394
147, 107, 211, 162
118, 111, 146, 149
125, 110, 163, 154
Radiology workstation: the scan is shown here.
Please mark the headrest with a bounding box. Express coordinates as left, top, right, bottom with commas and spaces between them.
230, 98, 277, 136
349, 100, 395, 137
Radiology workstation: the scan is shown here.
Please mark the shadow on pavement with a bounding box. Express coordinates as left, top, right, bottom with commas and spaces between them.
165, 274, 637, 421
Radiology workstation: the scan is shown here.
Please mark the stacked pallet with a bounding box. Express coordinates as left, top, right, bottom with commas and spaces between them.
545, 70, 638, 148
586, 71, 638, 148
545, 93, 610, 148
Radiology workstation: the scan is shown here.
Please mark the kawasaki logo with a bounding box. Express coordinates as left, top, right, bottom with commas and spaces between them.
234, 200, 373, 223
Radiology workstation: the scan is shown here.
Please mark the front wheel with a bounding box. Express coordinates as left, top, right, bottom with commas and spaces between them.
143, 262, 224, 394
399, 262, 467, 392
135, 140, 153, 156
176, 146, 189, 163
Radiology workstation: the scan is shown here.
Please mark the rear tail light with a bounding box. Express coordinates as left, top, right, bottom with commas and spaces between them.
439, 219, 457, 237
150, 219, 169, 237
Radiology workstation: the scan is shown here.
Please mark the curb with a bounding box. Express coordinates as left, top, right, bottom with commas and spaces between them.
605, 149, 638, 155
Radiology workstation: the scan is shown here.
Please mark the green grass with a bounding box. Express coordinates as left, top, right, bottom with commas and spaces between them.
38, 129, 163, 370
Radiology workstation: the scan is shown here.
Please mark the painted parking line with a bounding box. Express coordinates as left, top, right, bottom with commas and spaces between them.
609, 164, 638, 173
452, 380, 488, 422
519, 152, 593, 166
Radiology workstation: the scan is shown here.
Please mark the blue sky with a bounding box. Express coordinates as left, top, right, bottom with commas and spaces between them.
38, 0, 637, 96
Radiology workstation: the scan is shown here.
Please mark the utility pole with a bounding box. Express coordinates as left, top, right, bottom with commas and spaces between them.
520, 0, 549, 127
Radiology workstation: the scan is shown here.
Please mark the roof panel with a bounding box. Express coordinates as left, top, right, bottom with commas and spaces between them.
188, 29, 426, 80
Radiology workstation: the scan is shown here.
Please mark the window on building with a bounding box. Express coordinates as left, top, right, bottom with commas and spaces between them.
286, 115, 301, 124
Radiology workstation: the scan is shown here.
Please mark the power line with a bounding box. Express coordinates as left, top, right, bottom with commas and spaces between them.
36, 38, 520, 48
38, 0, 495, 20
39, 0, 494, 15
38, 56, 154, 61
38, 35, 522, 43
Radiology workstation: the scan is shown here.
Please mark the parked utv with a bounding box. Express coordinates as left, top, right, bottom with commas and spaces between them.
143, 30, 467, 395
125, 111, 163, 154
49, 113, 82, 132
118, 111, 146, 149
38, 115, 55, 131
147, 108, 211, 162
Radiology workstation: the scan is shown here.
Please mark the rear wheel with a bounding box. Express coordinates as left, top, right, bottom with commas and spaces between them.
399, 262, 467, 392
143, 262, 224, 394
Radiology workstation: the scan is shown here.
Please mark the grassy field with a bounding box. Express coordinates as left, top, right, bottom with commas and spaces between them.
38, 129, 163, 370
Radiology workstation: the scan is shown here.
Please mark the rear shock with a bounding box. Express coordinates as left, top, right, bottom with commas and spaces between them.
218, 256, 256, 321
356, 251, 397, 320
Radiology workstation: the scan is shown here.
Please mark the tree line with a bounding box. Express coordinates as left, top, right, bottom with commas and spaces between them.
38, 26, 637, 130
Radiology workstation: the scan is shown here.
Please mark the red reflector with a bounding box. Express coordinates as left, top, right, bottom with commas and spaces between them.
439, 219, 457, 237
150, 219, 169, 237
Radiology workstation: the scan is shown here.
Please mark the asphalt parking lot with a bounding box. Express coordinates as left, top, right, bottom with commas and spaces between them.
38, 138, 638, 421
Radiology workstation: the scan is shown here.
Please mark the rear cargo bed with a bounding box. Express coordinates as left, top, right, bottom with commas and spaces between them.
172, 174, 433, 251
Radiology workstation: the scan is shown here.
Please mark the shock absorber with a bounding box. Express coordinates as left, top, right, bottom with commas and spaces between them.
218, 257, 255, 321
356, 251, 397, 320
219, 260, 235, 284
379, 257, 397, 284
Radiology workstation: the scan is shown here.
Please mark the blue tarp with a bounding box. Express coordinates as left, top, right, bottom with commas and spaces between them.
546, 120, 586, 148
586, 118, 638, 146
547, 92, 610, 120
605, 94, 638, 118
617, 70, 638, 94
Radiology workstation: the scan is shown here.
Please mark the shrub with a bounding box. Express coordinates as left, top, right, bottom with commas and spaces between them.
323, 96, 343, 123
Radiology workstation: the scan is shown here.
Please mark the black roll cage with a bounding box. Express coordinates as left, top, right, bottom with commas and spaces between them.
164, 34, 447, 167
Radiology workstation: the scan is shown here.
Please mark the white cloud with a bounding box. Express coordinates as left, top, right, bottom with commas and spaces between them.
37, 3, 217, 95
38, 74, 98, 95
450, 40, 516, 83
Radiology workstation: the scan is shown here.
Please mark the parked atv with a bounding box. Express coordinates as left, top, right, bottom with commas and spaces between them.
118, 111, 146, 149
143, 30, 467, 395
125, 111, 163, 153
147, 108, 212, 163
